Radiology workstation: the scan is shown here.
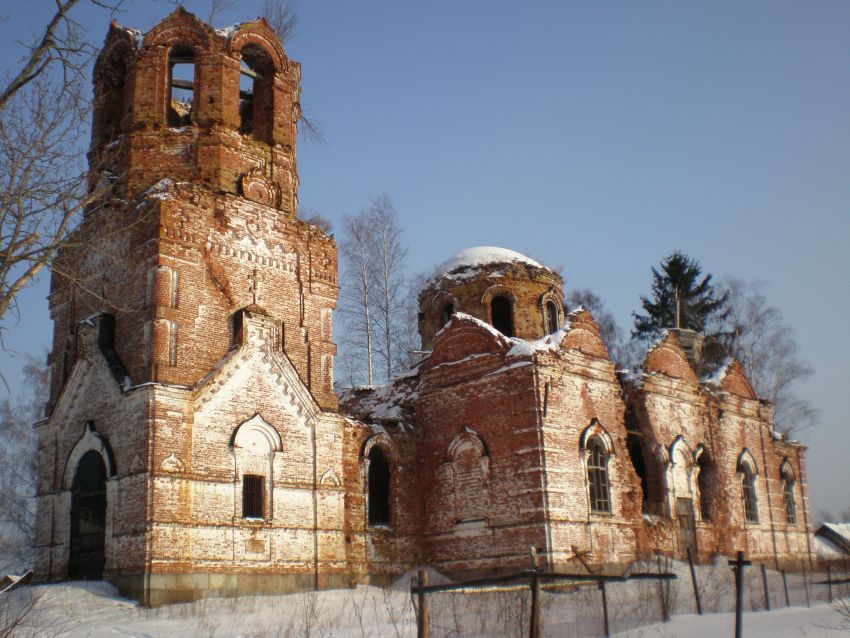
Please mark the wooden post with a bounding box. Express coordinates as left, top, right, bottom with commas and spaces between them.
802, 559, 811, 607
417, 570, 429, 638
827, 565, 833, 602
729, 551, 751, 638
529, 547, 541, 638
656, 551, 669, 622
599, 580, 610, 638
781, 569, 790, 607
687, 547, 703, 615
761, 564, 771, 611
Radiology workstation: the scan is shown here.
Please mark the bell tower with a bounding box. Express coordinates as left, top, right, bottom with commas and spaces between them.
47, 8, 338, 410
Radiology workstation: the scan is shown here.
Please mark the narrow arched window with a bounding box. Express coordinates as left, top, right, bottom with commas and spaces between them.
491, 296, 514, 337
167, 321, 178, 366
441, 302, 454, 326
697, 453, 714, 520
545, 300, 559, 334
741, 462, 759, 523
168, 45, 195, 127
587, 438, 611, 513
782, 469, 797, 525
239, 45, 275, 142
367, 447, 391, 527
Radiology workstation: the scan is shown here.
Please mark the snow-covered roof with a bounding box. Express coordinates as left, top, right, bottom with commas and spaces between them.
435, 246, 542, 275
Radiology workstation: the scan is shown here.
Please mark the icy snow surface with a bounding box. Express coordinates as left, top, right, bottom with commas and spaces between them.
5, 581, 846, 637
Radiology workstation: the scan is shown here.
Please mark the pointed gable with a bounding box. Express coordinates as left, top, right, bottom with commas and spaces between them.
560, 307, 610, 360
644, 331, 699, 383
426, 312, 512, 369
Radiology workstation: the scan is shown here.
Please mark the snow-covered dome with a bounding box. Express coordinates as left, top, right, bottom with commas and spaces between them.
434, 246, 543, 278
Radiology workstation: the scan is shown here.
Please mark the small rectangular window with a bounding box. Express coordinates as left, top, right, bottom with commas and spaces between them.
170, 269, 179, 309
242, 474, 264, 518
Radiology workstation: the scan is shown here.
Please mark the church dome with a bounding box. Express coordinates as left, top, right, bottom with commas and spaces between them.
418, 246, 565, 349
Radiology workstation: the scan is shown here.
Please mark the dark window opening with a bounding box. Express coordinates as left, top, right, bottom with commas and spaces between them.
242, 474, 265, 518
546, 300, 559, 334
741, 464, 759, 523
782, 472, 797, 525
367, 447, 391, 526
626, 432, 649, 513
239, 45, 275, 142
441, 303, 454, 325
98, 54, 127, 145
587, 438, 611, 513
69, 450, 107, 580
491, 295, 514, 337
168, 46, 195, 127
232, 310, 244, 347
697, 454, 714, 520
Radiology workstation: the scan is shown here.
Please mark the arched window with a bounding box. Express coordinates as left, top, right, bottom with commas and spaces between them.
740, 462, 759, 523
545, 300, 559, 334
367, 447, 391, 527
696, 452, 714, 521
168, 45, 195, 126
781, 467, 797, 525
441, 302, 454, 326
491, 295, 514, 337
239, 44, 275, 142
231, 414, 281, 521
587, 437, 611, 513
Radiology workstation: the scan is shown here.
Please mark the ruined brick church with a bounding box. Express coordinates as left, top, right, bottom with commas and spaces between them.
33, 10, 814, 605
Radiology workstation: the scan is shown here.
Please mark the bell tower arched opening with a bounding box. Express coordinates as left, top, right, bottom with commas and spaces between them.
239, 44, 275, 143
168, 45, 195, 126
69, 450, 107, 580
491, 295, 514, 337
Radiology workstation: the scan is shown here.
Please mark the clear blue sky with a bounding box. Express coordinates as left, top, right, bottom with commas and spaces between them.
1, 1, 848, 516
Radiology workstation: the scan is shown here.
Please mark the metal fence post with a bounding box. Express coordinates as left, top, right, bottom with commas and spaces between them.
656, 551, 669, 622
529, 547, 540, 638
599, 580, 610, 638
802, 559, 810, 607
686, 547, 703, 615
761, 564, 771, 611
729, 551, 751, 638
417, 570, 430, 638
827, 565, 833, 602
781, 569, 790, 607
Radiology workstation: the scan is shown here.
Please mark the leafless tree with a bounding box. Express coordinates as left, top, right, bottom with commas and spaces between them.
0, 358, 47, 574
368, 195, 408, 380
567, 288, 634, 367
296, 206, 333, 234
339, 210, 377, 386
338, 195, 409, 386
258, 0, 299, 43
0, 0, 120, 332
717, 277, 818, 436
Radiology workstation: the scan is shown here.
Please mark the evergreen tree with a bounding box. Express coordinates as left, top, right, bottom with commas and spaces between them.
632, 251, 729, 342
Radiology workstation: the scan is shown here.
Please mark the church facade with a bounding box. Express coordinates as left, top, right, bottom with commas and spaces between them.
33, 10, 814, 605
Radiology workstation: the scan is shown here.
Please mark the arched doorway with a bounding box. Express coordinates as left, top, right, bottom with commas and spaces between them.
69, 450, 107, 580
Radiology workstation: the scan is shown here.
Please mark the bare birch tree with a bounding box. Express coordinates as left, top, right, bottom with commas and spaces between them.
717, 277, 818, 436
337, 195, 409, 387
339, 211, 376, 386
368, 195, 407, 380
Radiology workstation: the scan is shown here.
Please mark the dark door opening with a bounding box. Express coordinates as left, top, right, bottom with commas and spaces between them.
676, 497, 696, 558
69, 450, 107, 580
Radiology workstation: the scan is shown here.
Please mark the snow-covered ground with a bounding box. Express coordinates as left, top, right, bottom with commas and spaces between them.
0, 580, 847, 637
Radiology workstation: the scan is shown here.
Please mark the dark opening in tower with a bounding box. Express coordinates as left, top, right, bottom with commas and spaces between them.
491, 295, 514, 337
168, 46, 195, 127
239, 45, 275, 142
367, 447, 391, 527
